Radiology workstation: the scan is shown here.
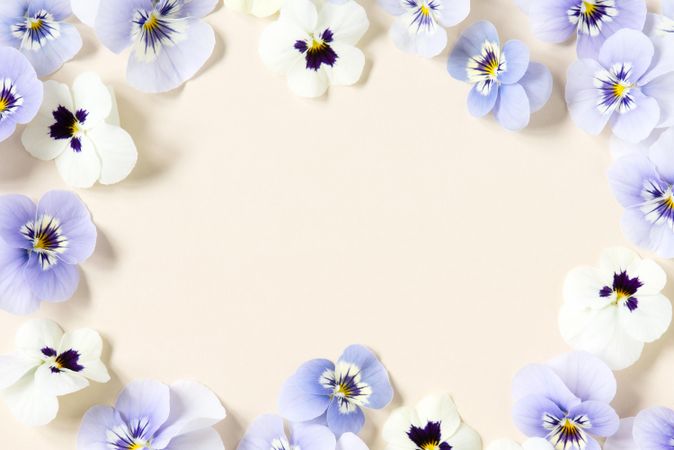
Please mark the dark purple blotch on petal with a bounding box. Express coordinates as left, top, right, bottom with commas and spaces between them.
599, 270, 643, 312
41, 347, 57, 357
50, 349, 84, 373
49, 105, 87, 152
294, 28, 338, 71
407, 421, 452, 450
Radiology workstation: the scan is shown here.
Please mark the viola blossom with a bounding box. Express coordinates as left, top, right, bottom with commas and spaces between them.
0, 191, 96, 315
560, 247, 671, 370
512, 352, 620, 450
608, 128, 674, 258
259, 0, 369, 98
605, 408, 674, 450
447, 21, 553, 131
382, 394, 481, 450
377, 0, 470, 58
0, 319, 109, 426
525, 0, 646, 57
278, 344, 393, 436
0, 47, 42, 143
238, 415, 370, 450
22, 72, 138, 189
79, 379, 226, 450
224, 0, 284, 17
486, 438, 554, 450
566, 29, 674, 144
71, 0, 100, 27
95, 0, 217, 93
0, 0, 83, 76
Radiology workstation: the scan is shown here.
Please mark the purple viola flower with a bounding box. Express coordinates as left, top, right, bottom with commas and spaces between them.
633, 407, 674, 450
0, 0, 83, 76
512, 352, 620, 450
448, 21, 553, 131
278, 345, 394, 436
526, 0, 646, 57
0, 191, 96, 315
95, 0, 217, 93
566, 29, 674, 143
78, 380, 227, 450
0, 47, 42, 143
607, 127, 674, 258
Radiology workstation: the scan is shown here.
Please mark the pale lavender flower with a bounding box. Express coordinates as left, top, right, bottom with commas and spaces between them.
606, 408, 674, 450
0, 47, 42, 143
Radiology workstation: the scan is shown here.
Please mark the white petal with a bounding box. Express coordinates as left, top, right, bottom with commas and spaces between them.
383, 406, 419, 450
596, 326, 644, 370
281, 0, 318, 33
21, 113, 68, 161
337, 433, 369, 450
563, 266, 611, 310
250, 0, 284, 17
486, 439, 522, 450
39, 80, 74, 117
3, 373, 59, 426
619, 294, 672, 343
59, 328, 110, 383
164, 428, 224, 450
599, 246, 641, 274
326, 44, 364, 87
16, 319, 64, 358
287, 63, 330, 98
259, 21, 306, 74
87, 124, 137, 185
55, 134, 102, 188
633, 258, 667, 295
521, 438, 554, 450
72, 72, 113, 128
445, 424, 482, 450
316, 0, 369, 45
108, 87, 120, 126
559, 305, 617, 354
0, 354, 39, 390
416, 394, 461, 440
34, 363, 89, 397
71, 0, 100, 27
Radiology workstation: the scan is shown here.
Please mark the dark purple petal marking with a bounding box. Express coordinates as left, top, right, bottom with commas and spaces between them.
467, 41, 505, 95
543, 413, 590, 450
294, 28, 338, 71
404, 0, 441, 32
407, 421, 452, 450
107, 418, 152, 450
49, 105, 88, 152
595, 63, 636, 114
10, 9, 60, 50
640, 180, 674, 228
49, 349, 84, 373
599, 270, 643, 312
625, 297, 639, 312
567, 0, 618, 36
20, 214, 68, 270
132, 1, 186, 59
41, 347, 58, 357
0, 78, 24, 120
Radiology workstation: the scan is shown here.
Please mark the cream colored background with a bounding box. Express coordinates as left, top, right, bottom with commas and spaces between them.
1, 0, 673, 448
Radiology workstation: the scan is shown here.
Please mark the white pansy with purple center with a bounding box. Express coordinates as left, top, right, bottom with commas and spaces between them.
259, 0, 369, 98
0, 319, 109, 426
278, 344, 392, 436
383, 394, 481, 450
0, 0, 83, 76
377, 0, 469, 58
566, 29, 674, 144
79, 379, 226, 450
22, 72, 137, 189
559, 247, 671, 370
512, 352, 620, 450
525, 0, 646, 57
95, 0, 217, 93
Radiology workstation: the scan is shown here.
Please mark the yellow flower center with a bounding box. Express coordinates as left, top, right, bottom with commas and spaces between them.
0, 98, 7, 112
420, 4, 431, 15
128, 443, 145, 450
335, 383, 352, 397
143, 13, 159, 31
583, 1, 597, 15
422, 443, 440, 450
28, 18, 43, 30
309, 38, 326, 53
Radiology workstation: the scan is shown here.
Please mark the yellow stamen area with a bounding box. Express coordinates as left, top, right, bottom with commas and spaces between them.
308, 38, 326, 53
70, 121, 81, 136
613, 83, 629, 98
614, 289, 630, 302
143, 14, 159, 31
420, 4, 431, 15
560, 419, 578, 434
129, 444, 144, 450
336, 383, 351, 397
486, 59, 500, 77
33, 236, 48, 251
422, 443, 439, 450
583, 1, 597, 15
29, 19, 43, 30
0, 98, 7, 112
665, 195, 674, 209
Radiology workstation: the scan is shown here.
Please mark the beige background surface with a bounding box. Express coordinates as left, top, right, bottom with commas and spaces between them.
1, 0, 673, 448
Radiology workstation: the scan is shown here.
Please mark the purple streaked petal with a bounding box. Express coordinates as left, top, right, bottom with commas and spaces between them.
512, 394, 565, 437
27, 0, 72, 20
634, 407, 674, 450
0, 195, 35, 249
338, 345, 392, 409
641, 72, 674, 129
641, 14, 674, 85
290, 423, 337, 450
181, 0, 219, 18
448, 20, 500, 82
494, 83, 530, 131
279, 359, 333, 422
512, 363, 579, 408
115, 380, 171, 438
467, 84, 499, 117
547, 352, 616, 404
649, 127, 674, 182
597, 0, 648, 41
567, 401, 619, 437
23, 254, 79, 302
96, 0, 151, 53
518, 62, 553, 113
621, 206, 674, 258
237, 414, 286, 450
598, 30, 653, 82
529, 0, 577, 43
565, 59, 611, 136
20, 22, 82, 77
607, 152, 661, 208
610, 91, 660, 144
78, 405, 128, 450
326, 399, 365, 436
390, 19, 447, 58
575, 33, 605, 59
0, 245, 37, 315
499, 40, 529, 85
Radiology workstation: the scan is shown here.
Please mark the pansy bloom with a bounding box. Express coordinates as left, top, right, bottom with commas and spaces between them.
377, 0, 470, 58
566, 29, 674, 143
526, 0, 646, 57
383, 394, 481, 450
0, 0, 83, 76
79, 379, 226, 450
559, 247, 671, 370
95, 0, 217, 93
71, 0, 100, 27
278, 344, 393, 436
259, 0, 369, 98
608, 128, 674, 257
605, 408, 674, 450
448, 21, 553, 131
486, 438, 554, 450
239, 414, 370, 450
512, 352, 620, 450
0, 190, 96, 315
224, 0, 284, 17
22, 72, 138, 188
0, 319, 109, 426
0, 47, 42, 143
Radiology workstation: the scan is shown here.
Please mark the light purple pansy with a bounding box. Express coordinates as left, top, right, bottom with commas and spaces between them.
605, 408, 674, 450
525, 0, 646, 57
78, 380, 227, 450
0, 47, 43, 143
0, 191, 96, 315
278, 345, 393, 436
238, 414, 369, 450
0, 0, 83, 76
447, 21, 553, 131
607, 127, 674, 258
566, 29, 674, 144
95, 0, 217, 93
512, 352, 620, 450
377, 0, 470, 58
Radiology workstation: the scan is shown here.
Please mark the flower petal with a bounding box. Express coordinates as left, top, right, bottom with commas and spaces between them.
115, 380, 171, 438
238, 414, 286, 450
518, 62, 553, 113
595, 325, 644, 370
78, 405, 127, 450
619, 293, 672, 343
633, 407, 674, 450
448, 21, 500, 82
390, 20, 448, 58
54, 135, 102, 188
437, 0, 469, 27
0, 353, 39, 390
565, 59, 611, 136
512, 364, 578, 407
559, 305, 617, 355
291, 422, 337, 449
3, 373, 59, 426
529, 0, 576, 43
547, 352, 616, 403
259, 21, 307, 74
521, 438, 555, 450
71, 0, 100, 27
494, 83, 530, 131
0, 195, 36, 249
287, 64, 330, 98
500, 40, 529, 85
0, 246, 36, 315
563, 266, 611, 310
641, 72, 674, 129
16, 319, 64, 355
467, 85, 499, 117
598, 30, 654, 81
316, 0, 368, 45
23, 255, 80, 302
650, 127, 674, 182
325, 44, 365, 87
512, 395, 564, 437
163, 428, 225, 450
383, 406, 419, 450
444, 424, 481, 450
281, 0, 319, 34
21, 113, 68, 161
568, 401, 619, 437
338, 345, 392, 409
610, 92, 660, 144
182, 0, 219, 18
278, 359, 332, 421
73, 72, 113, 128
87, 124, 138, 185
59, 328, 110, 383
604, 418, 636, 450
21, 23, 82, 77
34, 362, 89, 396
415, 394, 461, 440
337, 433, 368, 450
95, 0, 147, 53
326, 400, 364, 435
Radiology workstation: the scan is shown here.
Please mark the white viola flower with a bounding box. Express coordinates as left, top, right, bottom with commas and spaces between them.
559, 247, 672, 370
486, 438, 553, 450
71, 0, 100, 27
225, 0, 284, 17
259, 0, 369, 98
21, 72, 138, 189
383, 394, 482, 450
0, 319, 110, 426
